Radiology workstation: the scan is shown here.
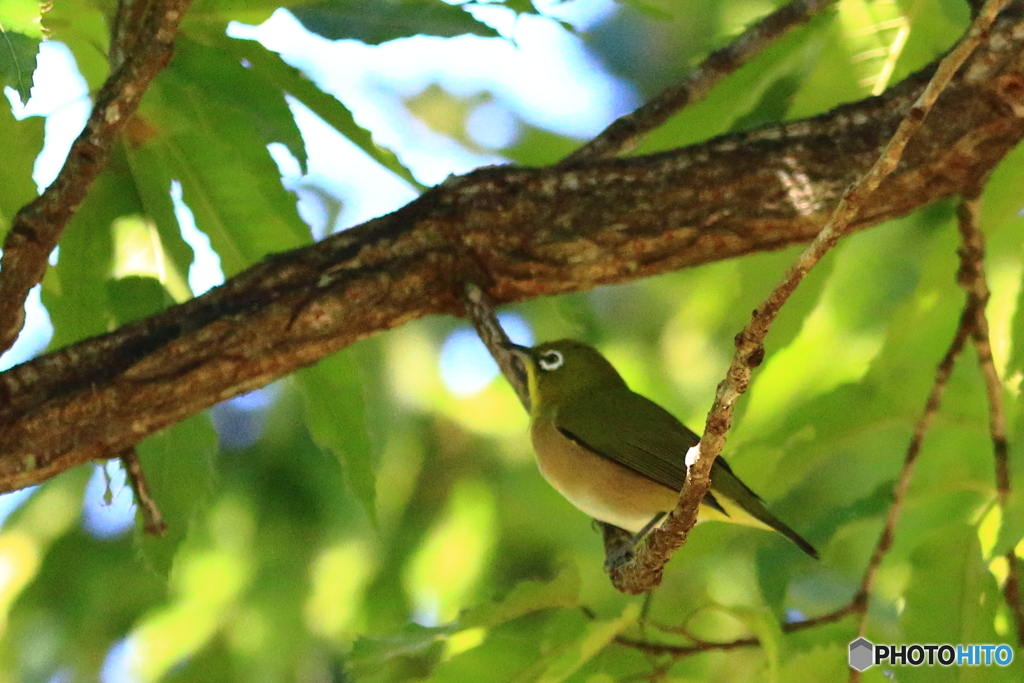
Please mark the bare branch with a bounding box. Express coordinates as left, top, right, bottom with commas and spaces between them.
955, 194, 1024, 650
562, 0, 840, 162
844, 190, 1003, 682
954, 194, 1011, 499
0, 0, 192, 355
614, 603, 855, 658
119, 446, 167, 536
851, 300, 973, 636
1007, 553, 1024, 648
956, 196, 1010, 503
606, 0, 1016, 597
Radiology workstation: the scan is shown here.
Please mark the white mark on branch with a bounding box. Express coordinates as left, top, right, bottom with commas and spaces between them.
684, 444, 701, 469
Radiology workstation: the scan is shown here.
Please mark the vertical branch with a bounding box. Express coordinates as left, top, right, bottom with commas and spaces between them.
608, 0, 1012, 596
955, 195, 1024, 650
1007, 554, 1024, 648
846, 191, 1014, 683
849, 310, 974, 665
956, 197, 1009, 504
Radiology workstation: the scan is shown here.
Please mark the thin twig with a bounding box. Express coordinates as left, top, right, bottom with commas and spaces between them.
608, 0, 1012, 597
614, 603, 856, 658
852, 296, 974, 633
956, 196, 1009, 504
956, 195, 1024, 651
1007, 553, 1024, 648
0, 0, 192, 355
562, 0, 840, 163
960, 204, 1012, 488
844, 193, 1004, 683
119, 446, 167, 536
954, 197, 1011, 507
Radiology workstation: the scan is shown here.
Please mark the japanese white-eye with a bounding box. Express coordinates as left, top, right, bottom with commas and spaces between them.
508, 339, 817, 559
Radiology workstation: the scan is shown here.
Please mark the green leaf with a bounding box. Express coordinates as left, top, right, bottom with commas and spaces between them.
121, 145, 198, 301
39, 0, 110, 89
496, 0, 536, 17
528, 603, 639, 683
139, 36, 312, 275
292, 0, 500, 44
106, 276, 173, 325
0, 103, 42, 236
188, 0, 332, 26
638, 9, 830, 154
0, 29, 38, 104
42, 150, 131, 348
0, 0, 43, 37
739, 213, 937, 446
899, 524, 1016, 683
178, 34, 307, 170
347, 622, 452, 681
731, 606, 783, 683
461, 564, 579, 629
188, 0, 289, 26
215, 34, 423, 189
777, 644, 849, 683
296, 350, 378, 523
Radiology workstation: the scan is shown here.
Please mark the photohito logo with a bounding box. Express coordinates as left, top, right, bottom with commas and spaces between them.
848, 637, 1014, 671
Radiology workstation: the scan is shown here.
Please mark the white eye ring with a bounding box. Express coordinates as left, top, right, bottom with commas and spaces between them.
538, 350, 564, 371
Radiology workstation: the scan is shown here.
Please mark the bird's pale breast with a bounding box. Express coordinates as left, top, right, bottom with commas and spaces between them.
530, 418, 680, 533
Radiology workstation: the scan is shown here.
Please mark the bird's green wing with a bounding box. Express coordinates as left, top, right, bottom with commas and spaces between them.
554, 388, 699, 492
556, 389, 818, 558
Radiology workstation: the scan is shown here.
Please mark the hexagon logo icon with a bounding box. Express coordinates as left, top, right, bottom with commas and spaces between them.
849, 637, 874, 671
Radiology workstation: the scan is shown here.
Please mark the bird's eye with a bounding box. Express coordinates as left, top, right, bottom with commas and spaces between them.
538, 350, 564, 371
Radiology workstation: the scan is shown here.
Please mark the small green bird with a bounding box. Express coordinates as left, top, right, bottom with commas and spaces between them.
507, 339, 817, 559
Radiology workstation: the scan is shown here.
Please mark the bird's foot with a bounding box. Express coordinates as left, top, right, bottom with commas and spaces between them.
604, 546, 635, 572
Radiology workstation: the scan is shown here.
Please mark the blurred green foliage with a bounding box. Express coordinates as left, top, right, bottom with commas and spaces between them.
2, 0, 1023, 682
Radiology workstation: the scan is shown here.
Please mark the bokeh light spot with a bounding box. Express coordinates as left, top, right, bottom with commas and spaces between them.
439, 314, 533, 397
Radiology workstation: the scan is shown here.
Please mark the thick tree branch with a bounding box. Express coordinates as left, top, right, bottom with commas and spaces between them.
479, 0, 837, 552
0, 0, 192, 355
606, 0, 1015, 595
1, 6, 1024, 494
563, 0, 840, 162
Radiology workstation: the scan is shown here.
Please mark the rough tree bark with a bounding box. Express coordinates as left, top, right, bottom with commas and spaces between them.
1, 5, 1024, 496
